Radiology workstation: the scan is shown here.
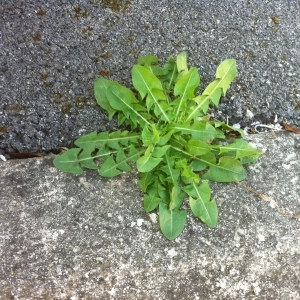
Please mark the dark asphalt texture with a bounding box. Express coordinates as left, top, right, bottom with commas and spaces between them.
1, 0, 300, 153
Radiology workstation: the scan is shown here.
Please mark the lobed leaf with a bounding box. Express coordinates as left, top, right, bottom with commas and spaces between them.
138, 172, 154, 191
169, 183, 185, 210
141, 124, 160, 146
160, 153, 180, 184
186, 59, 237, 120
176, 51, 188, 74
75, 130, 140, 150
136, 145, 162, 172
99, 146, 142, 177
137, 55, 158, 65
159, 202, 187, 240
187, 139, 212, 156
173, 67, 200, 120
53, 147, 119, 174
107, 84, 150, 127
161, 56, 178, 91
169, 122, 217, 141
53, 148, 84, 174
143, 184, 160, 212
132, 65, 171, 122
79, 146, 99, 169
94, 78, 119, 120
202, 156, 247, 182
184, 181, 218, 227
218, 139, 264, 160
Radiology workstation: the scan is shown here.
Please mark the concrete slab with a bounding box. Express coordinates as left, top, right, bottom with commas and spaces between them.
0, 131, 299, 299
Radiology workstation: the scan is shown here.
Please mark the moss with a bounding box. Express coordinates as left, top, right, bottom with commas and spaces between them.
172, 42, 183, 51
100, 51, 112, 59
52, 93, 65, 106
82, 27, 93, 37
263, 42, 269, 49
6, 104, 23, 111
52, 93, 90, 115
31, 34, 42, 41
73, 6, 90, 19
43, 82, 54, 87
271, 16, 279, 25
41, 74, 53, 87
127, 33, 136, 42
98, 70, 111, 77
75, 96, 89, 109
62, 103, 73, 115
101, 0, 131, 12
35, 6, 47, 16
0, 127, 8, 133
41, 74, 49, 81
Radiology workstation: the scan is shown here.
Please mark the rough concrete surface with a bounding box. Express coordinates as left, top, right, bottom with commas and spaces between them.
1, 0, 300, 153
0, 131, 299, 299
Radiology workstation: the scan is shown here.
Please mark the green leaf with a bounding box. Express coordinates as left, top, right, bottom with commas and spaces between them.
94, 78, 119, 120
157, 129, 174, 146
78, 146, 99, 169
132, 65, 170, 122
169, 184, 185, 210
137, 55, 158, 65
176, 51, 188, 74
186, 59, 237, 120
160, 153, 180, 183
190, 152, 216, 171
136, 145, 162, 172
174, 67, 200, 118
107, 84, 150, 127
187, 139, 211, 156
99, 156, 122, 177
216, 59, 237, 95
159, 202, 187, 240
169, 122, 217, 140
157, 182, 170, 204
161, 56, 178, 91
143, 184, 160, 212
218, 139, 264, 159
53, 148, 83, 174
132, 65, 163, 98
152, 145, 171, 158
75, 130, 140, 150
202, 156, 247, 182
212, 121, 245, 137
106, 131, 140, 149
74, 131, 100, 149
202, 80, 222, 107
145, 65, 166, 76
176, 159, 200, 184
99, 146, 142, 177
141, 124, 160, 146
138, 172, 154, 191
184, 181, 218, 227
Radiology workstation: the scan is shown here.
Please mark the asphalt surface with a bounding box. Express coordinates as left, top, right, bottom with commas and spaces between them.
1, 0, 300, 154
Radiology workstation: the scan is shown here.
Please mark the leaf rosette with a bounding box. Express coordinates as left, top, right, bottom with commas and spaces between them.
54, 52, 263, 240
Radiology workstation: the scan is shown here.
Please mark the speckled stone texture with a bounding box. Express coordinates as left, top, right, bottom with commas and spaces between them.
0, 131, 299, 299
1, 0, 300, 153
